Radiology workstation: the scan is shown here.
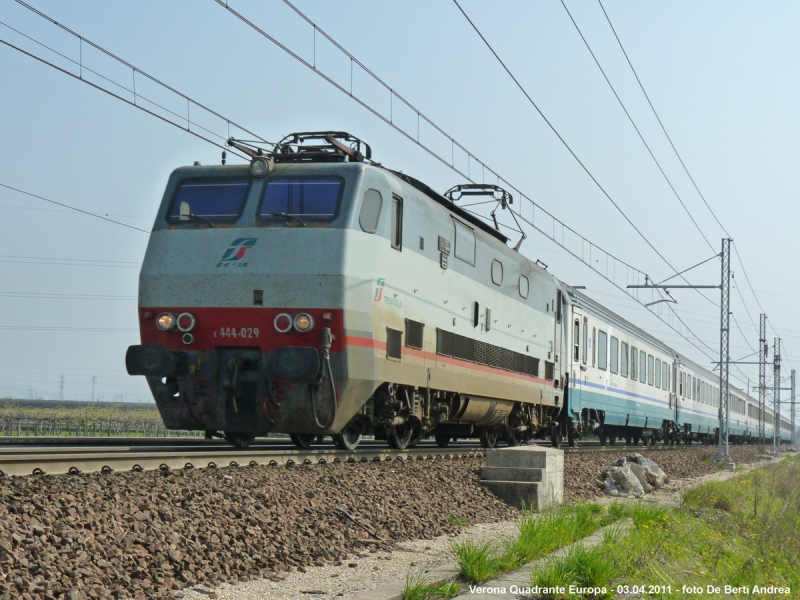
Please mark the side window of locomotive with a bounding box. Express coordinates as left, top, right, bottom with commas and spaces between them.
259, 176, 343, 221
519, 275, 529, 299
639, 351, 646, 383
391, 195, 403, 250
359, 188, 382, 233
620, 342, 629, 377
168, 177, 251, 224
610, 337, 619, 374
597, 330, 607, 370
630, 346, 638, 380
491, 260, 503, 286
453, 219, 476, 265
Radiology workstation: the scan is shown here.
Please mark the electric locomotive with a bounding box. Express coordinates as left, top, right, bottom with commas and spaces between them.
126, 133, 566, 449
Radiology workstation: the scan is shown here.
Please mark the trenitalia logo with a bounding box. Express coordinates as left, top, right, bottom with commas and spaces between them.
374, 278, 386, 302
217, 238, 257, 268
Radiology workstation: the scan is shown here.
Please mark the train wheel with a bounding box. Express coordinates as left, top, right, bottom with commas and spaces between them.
434, 434, 451, 448
480, 429, 499, 448
225, 432, 255, 449
388, 423, 415, 450
599, 432, 607, 446
333, 428, 361, 451
609, 436, 616, 446
290, 433, 316, 450
625, 436, 633, 446
506, 431, 521, 447
632, 436, 641, 446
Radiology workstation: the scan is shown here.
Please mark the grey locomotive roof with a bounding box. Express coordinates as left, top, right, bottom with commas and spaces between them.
562, 285, 674, 356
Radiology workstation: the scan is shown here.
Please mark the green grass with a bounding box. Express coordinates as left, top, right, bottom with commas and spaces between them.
529, 457, 800, 598
402, 572, 460, 600
446, 514, 468, 528
451, 502, 617, 585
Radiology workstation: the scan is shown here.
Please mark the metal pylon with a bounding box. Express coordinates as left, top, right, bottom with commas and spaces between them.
759, 314, 767, 453
792, 369, 796, 447
773, 338, 781, 454
716, 238, 731, 463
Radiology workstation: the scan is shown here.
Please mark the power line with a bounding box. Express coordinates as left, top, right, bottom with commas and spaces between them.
0, 183, 149, 234
0, 326, 137, 332
0, 254, 139, 268
559, 0, 715, 254
0, 292, 136, 300
597, 0, 730, 238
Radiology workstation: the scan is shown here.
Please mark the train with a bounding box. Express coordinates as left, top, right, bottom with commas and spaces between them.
125, 131, 794, 449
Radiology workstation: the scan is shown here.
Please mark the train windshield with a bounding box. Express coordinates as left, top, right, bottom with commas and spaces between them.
258, 176, 343, 222
167, 177, 250, 224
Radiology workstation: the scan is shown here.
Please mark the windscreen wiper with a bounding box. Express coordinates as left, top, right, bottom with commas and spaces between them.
184, 214, 215, 228
267, 212, 306, 227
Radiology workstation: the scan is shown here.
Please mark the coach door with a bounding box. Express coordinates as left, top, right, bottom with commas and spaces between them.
569, 308, 585, 412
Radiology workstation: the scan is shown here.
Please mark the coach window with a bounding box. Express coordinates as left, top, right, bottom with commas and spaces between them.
582, 319, 588, 364
665, 364, 670, 392
359, 189, 382, 233
597, 330, 608, 370
519, 275, 529, 298
655, 359, 662, 388
454, 219, 475, 265
610, 337, 619, 374
647, 355, 655, 386
620, 342, 629, 377
639, 351, 647, 383
491, 260, 503, 286
592, 327, 596, 366
573, 319, 580, 362
391, 195, 403, 250
630, 346, 638, 380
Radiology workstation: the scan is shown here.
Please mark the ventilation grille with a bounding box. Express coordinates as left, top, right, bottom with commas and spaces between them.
436, 328, 539, 378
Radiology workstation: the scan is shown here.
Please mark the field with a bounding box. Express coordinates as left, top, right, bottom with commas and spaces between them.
0, 401, 200, 438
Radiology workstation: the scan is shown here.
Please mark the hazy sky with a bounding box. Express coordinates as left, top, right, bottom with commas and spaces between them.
1, 1, 798, 403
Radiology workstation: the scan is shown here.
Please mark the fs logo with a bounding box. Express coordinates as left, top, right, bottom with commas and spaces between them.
217, 238, 257, 268
374, 278, 386, 302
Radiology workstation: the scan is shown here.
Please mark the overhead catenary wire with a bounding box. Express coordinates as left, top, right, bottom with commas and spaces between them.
560, 0, 716, 255
0, 183, 149, 234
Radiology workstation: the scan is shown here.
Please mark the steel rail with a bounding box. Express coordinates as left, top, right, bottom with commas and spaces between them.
0, 445, 485, 477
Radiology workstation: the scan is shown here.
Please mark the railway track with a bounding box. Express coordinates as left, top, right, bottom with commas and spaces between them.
0, 436, 704, 477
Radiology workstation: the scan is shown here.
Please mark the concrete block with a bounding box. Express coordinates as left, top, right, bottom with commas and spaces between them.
479, 479, 562, 511
485, 446, 564, 471
480, 466, 543, 482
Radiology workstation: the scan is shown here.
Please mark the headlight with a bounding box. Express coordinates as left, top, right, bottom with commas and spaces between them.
274, 313, 293, 333
293, 313, 314, 332
176, 312, 196, 332
156, 313, 176, 331
250, 157, 272, 177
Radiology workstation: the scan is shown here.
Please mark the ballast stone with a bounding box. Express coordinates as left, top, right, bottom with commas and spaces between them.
479, 447, 564, 510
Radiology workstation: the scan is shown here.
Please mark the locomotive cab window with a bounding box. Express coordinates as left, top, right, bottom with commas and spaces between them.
359, 188, 382, 233
168, 177, 251, 224
259, 176, 343, 222
454, 219, 475, 265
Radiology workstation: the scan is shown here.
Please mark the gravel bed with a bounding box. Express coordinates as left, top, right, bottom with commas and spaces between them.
0, 457, 514, 599
0, 445, 765, 599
